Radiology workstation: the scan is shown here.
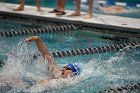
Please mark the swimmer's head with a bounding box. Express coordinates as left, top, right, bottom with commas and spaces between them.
62, 64, 80, 77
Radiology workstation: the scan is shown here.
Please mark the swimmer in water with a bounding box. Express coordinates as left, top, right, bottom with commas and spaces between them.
26, 36, 80, 86
92, 1, 126, 14
101, 6, 126, 14
1, 36, 80, 88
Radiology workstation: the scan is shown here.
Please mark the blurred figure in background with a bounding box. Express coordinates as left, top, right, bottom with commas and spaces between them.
101, 6, 126, 14
69, 0, 93, 18
49, 0, 66, 15
13, 0, 43, 12
93, 0, 126, 14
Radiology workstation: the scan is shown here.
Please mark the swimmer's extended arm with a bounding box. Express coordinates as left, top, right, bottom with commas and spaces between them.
25, 36, 55, 64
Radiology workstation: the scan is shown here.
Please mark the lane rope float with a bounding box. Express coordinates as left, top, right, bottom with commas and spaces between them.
4, 41, 138, 60
95, 83, 140, 93
51, 41, 140, 58
0, 24, 79, 37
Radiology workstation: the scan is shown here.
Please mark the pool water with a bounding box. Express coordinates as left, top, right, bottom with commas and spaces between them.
1, 0, 140, 19
113, 0, 140, 4
0, 18, 140, 93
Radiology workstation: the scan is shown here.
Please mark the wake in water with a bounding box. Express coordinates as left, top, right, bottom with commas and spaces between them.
0, 40, 85, 92
0, 39, 139, 93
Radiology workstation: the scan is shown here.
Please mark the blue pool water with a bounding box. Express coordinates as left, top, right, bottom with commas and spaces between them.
0, 18, 140, 93
1, 0, 140, 19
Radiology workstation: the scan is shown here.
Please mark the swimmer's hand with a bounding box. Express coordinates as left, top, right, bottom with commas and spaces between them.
24, 36, 39, 45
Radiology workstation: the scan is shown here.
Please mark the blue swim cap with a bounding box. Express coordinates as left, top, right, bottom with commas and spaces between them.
67, 64, 80, 76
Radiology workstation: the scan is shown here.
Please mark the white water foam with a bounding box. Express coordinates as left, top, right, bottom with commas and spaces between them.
0, 40, 139, 93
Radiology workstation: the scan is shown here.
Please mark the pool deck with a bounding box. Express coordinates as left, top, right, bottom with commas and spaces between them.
0, 3, 140, 34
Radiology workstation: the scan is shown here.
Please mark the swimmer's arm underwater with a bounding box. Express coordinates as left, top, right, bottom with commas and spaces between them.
25, 36, 55, 65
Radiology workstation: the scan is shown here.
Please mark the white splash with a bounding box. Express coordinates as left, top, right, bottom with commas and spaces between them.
0, 40, 139, 93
